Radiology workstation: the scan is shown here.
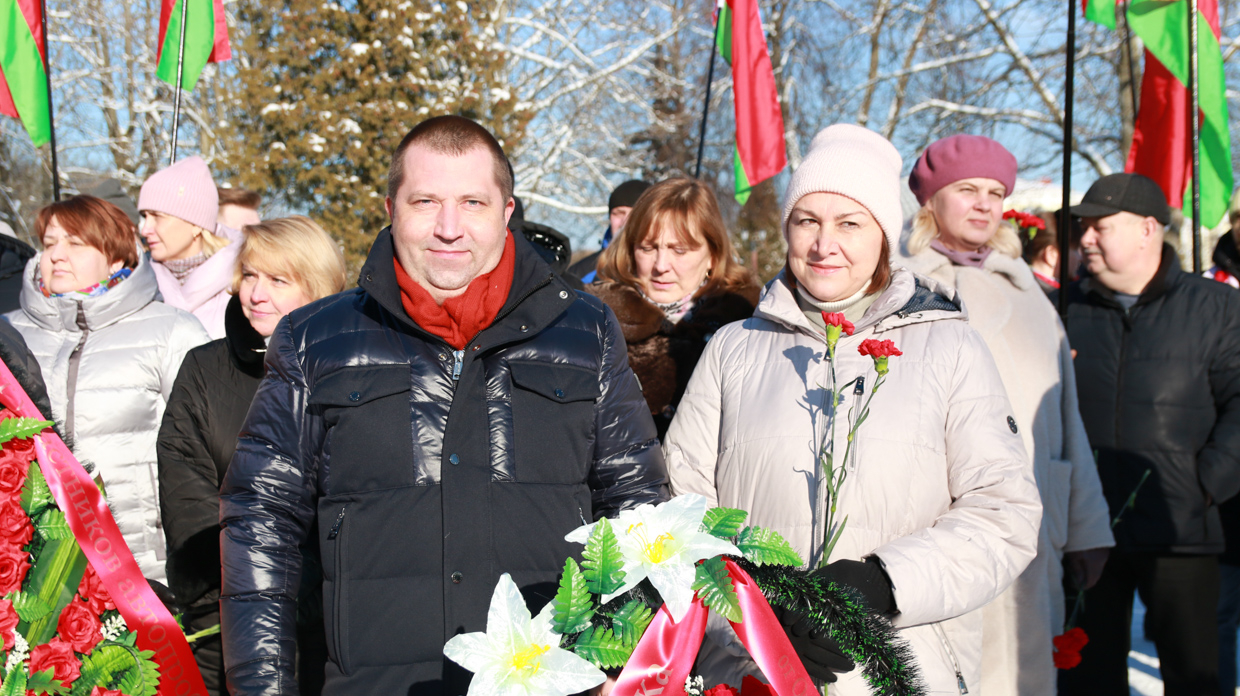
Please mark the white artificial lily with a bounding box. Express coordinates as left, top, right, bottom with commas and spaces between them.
565, 493, 739, 621
444, 573, 605, 696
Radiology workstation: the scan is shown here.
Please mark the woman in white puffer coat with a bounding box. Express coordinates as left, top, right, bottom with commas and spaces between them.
664, 125, 1041, 696
5, 195, 210, 584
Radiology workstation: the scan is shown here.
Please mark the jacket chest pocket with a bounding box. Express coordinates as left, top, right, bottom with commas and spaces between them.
310, 365, 415, 494
509, 360, 597, 484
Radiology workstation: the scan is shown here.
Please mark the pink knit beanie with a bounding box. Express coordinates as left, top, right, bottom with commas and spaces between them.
137, 156, 219, 231
781, 124, 904, 253
908, 134, 1017, 206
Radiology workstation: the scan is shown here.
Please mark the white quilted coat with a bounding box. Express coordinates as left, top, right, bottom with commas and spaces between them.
5, 254, 210, 583
664, 268, 1041, 696
902, 247, 1114, 696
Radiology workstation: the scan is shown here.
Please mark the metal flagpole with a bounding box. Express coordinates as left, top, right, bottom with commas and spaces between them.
694, 2, 724, 179
1189, 0, 1202, 273
1058, 0, 1076, 317
167, 0, 189, 166
39, 0, 59, 201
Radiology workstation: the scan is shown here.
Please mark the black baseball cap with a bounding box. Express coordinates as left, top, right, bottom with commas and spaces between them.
1070, 173, 1171, 225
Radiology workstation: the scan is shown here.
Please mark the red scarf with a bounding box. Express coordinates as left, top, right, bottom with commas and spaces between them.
394, 232, 516, 350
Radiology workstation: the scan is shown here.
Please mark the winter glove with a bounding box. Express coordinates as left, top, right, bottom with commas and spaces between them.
775, 558, 896, 684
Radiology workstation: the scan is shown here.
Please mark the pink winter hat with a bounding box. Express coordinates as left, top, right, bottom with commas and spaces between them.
908, 134, 1017, 205
137, 156, 219, 231
782, 124, 904, 253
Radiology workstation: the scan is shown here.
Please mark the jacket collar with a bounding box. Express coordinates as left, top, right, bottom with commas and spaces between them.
149, 224, 242, 311
754, 266, 965, 340
902, 243, 1038, 292
1214, 232, 1240, 279
1081, 243, 1180, 310
18, 252, 159, 332
224, 294, 267, 377
357, 227, 576, 348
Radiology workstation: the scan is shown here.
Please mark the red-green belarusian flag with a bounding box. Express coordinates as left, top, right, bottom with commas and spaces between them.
1085, 0, 1233, 227
715, 0, 788, 205
156, 0, 231, 91
0, 0, 51, 147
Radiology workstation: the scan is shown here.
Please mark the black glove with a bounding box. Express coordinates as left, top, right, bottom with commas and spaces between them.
776, 604, 854, 683
814, 557, 896, 615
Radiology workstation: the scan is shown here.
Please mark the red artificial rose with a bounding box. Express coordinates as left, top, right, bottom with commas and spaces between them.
0, 448, 28, 497
78, 564, 115, 615
57, 599, 103, 654
822, 312, 855, 336
703, 685, 740, 696
739, 675, 776, 696
90, 688, 124, 696
4, 433, 35, 459
0, 598, 18, 652
0, 499, 33, 548
28, 638, 81, 687
858, 339, 903, 359
0, 545, 30, 595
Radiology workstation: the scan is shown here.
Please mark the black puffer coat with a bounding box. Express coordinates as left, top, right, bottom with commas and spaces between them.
1064, 245, 1240, 554
220, 229, 667, 696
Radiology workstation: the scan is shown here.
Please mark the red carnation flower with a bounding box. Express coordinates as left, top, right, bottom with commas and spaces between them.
0, 598, 18, 652
858, 339, 903, 359
77, 564, 115, 615
57, 599, 103, 655
1053, 627, 1089, 669
822, 312, 855, 336
0, 545, 30, 595
0, 499, 33, 548
28, 638, 81, 688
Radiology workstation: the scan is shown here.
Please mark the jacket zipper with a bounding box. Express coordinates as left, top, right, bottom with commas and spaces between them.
64, 303, 89, 444
931, 622, 969, 694
451, 350, 464, 381
329, 505, 349, 674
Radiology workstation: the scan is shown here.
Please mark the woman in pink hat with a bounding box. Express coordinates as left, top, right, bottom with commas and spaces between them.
901, 134, 1114, 695
138, 156, 242, 339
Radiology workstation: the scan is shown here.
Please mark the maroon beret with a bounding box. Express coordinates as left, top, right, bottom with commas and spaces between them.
908, 134, 1018, 205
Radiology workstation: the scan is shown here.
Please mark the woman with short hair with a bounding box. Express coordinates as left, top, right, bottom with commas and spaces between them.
590, 178, 760, 438
157, 216, 346, 696
900, 134, 1113, 696
664, 125, 1040, 694
5, 194, 210, 584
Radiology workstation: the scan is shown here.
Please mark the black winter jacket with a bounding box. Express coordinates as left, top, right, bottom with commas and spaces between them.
219, 229, 667, 696
1065, 245, 1240, 554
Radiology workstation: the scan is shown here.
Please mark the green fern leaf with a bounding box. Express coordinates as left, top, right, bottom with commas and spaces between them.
550, 558, 594, 635
35, 510, 73, 541
0, 418, 51, 447
736, 526, 804, 567
572, 625, 633, 669
691, 557, 742, 622
6, 590, 51, 622
701, 507, 747, 539
0, 663, 27, 696
610, 600, 654, 646
21, 463, 53, 516
114, 648, 160, 696
580, 517, 626, 596
25, 668, 68, 695
70, 644, 136, 696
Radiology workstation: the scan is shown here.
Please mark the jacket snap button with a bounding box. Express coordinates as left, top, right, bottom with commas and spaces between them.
438, 353, 447, 361
1007, 416, 1018, 434
449, 453, 459, 466
520, 325, 529, 332
365, 273, 373, 282
555, 388, 565, 398
451, 571, 463, 584
348, 391, 361, 402
559, 290, 569, 299
472, 345, 480, 352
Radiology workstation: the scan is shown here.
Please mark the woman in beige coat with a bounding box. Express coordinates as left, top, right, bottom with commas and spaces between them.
902, 135, 1113, 696
664, 125, 1041, 695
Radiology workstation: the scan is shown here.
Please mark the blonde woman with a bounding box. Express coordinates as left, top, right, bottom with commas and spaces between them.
138, 156, 243, 339
156, 216, 346, 696
900, 134, 1113, 696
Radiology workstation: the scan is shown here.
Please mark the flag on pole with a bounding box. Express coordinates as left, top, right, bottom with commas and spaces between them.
0, 0, 51, 147
715, 0, 787, 205
155, 0, 231, 91
1085, 0, 1233, 227
1082, 0, 1120, 29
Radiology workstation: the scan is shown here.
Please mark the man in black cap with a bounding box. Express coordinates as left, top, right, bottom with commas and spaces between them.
567, 179, 651, 282
1059, 173, 1240, 696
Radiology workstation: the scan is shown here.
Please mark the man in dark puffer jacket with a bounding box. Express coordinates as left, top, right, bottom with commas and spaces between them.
219, 116, 668, 696
1059, 173, 1240, 696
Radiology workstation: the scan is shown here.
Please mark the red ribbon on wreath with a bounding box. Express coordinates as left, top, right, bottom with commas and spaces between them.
612, 559, 815, 696
0, 360, 207, 695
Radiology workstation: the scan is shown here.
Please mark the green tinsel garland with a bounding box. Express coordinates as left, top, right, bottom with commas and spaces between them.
736, 559, 927, 696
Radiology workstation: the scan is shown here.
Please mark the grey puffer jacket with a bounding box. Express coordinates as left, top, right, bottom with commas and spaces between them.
665, 268, 1041, 696
5, 254, 210, 583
